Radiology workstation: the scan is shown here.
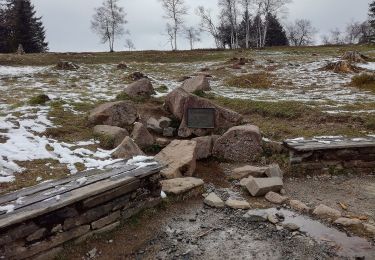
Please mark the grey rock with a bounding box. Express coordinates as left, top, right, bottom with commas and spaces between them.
163, 127, 175, 137
112, 136, 145, 160
181, 75, 211, 93
283, 223, 300, 231
243, 210, 268, 222
313, 204, 341, 220
231, 165, 268, 180
265, 164, 283, 178
131, 122, 154, 149
204, 193, 225, 208
93, 125, 129, 148
265, 191, 288, 204
89, 101, 138, 127
124, 78, 155, 99
161, 177, 204, 195
246, 177, 284, 197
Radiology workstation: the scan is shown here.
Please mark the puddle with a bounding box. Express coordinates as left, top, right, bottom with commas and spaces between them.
248, 208, 375, 258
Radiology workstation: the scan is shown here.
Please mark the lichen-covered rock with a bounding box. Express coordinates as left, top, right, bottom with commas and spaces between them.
130, 122, 154, 149
93, 125, 129, 148
212, 125, 263, 162
313, 204, 341, 220
181, 75, 210, 93
88, 101, 138, 127
124, 78, 155, 99
192, 135, 218, 160
155, 140, 197, 179
164, 88, 242, 138
112, 137, 144, 159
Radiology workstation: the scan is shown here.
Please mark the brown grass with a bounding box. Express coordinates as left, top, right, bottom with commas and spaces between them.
224, 71, 274, 89
350, 73, 375, 93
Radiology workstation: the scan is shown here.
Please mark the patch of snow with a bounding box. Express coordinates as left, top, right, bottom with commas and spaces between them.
0, 204, 15, 214
161, 191, 167, 199
36, 176, 43, 182
357, 62, 375, 71
0, 66, 46, 77
126, 156, 158, 168
76, 177, 87, 185
16, 197, 25, 205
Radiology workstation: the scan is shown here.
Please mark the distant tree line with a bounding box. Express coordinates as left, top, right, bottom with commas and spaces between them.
0, 0, 48, 53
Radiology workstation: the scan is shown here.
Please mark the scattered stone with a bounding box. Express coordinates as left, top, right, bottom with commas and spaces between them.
88, 101, 138, 127
161, 177, 204, 195
124, 78, 155, 99
246, 177, 283, 197
112, 136, 145, 160
283, 223, 300, 231
131, 122, 154, 149
230, 165, 268, 180
163, 127, 175, 137
204, 193, 225, 208
267, 214, 279, 224
212, 125, 263, 162
93, 125, 129, 148
164, 88, 242, 138
243, 210, 268, 222
313, 204, 341, 220
128, 71, 147, 81
155, 138, 171, 147
146, 117, 172, 134
56, 60, 79, 70
181, 75, 211, 93
289, 200, 310, 213
225, 199, 250, 210
117, 62, 128, 69
192, 135, 217, 160
239, 177, 253, 187
87, 248, 98, 258
265, 164, 283, 178
265, 191, 288, 204
155, 140, 197, 179
334, 217, 362, 227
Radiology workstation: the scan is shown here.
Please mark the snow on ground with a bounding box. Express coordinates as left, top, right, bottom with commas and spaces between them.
357, 62, 375, 71
0, 56, 374, 184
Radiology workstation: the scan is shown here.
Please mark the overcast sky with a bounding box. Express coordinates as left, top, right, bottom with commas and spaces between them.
32, 0, 372, 52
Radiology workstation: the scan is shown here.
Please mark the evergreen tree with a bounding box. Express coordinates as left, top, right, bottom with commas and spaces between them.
0, 1, 10, 52
265, 13, 288, 46
370, 0, 375, 29
4, 0, 48, 53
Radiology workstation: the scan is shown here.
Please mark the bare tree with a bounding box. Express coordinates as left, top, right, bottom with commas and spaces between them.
184, 27, 201, 50
160, 0, 188, 50
219, 0, 240, 49
240, 0, 252, 48
286, 19, 317, 46
254, 0, 292, 47
329, 28, 344, 45
91, 0, 127, 52
124, 38, 135, 51
345, 21, 364, 44
165, 23, 175, 50
196, 6, 221, 48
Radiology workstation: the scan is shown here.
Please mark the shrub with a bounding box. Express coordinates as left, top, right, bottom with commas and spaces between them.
29, 94, 50, 105
350, 73, 375, 92
224, 71, 273, 89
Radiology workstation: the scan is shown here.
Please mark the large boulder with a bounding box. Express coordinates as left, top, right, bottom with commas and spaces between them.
212, 125, 263, 162
112, 137, 145, 159
130, 122, 154, 149
164, 88, 242, 138
155, 140, 197, 179
88, 101, 138, 127
181, 75, 211, 93
192, 135, 219, 160
93, 125, 129, 148
124, 78, 155, 99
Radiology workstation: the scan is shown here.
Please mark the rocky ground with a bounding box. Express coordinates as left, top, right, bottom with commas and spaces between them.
58, 161, 375, 260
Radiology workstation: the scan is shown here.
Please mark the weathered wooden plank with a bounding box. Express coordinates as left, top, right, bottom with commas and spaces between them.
0, 175, 137, 229
284, 140, 375, 152
0, 163, 130, 205
0, 165, 142, 214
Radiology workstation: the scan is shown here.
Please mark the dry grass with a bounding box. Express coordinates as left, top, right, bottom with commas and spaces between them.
350, 73, 375, 93
224, 71, 274, 89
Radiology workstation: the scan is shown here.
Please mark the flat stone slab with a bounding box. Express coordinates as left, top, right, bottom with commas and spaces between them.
160, 177, 204, 195
246, 177, 284, 197
284, 136, 375, 152
204, 193, 224, 208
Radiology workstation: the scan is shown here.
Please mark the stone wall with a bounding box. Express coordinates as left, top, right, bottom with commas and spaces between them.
289, 147, 375, 175
0, 173, 161, 260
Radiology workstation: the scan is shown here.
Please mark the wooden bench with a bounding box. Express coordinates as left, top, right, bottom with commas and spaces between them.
0, 160, 163, 259
283, 136, 375, 175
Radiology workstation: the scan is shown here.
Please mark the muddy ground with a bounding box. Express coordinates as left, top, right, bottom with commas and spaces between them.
60, 161, 375, 260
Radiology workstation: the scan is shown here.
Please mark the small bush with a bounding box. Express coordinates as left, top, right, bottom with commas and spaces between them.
224, 71, 273, 89
155, 85, 168, 93
29, 94, 50, 105
350, 73, 375, 92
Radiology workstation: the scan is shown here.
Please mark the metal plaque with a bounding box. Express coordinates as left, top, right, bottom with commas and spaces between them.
187, 108, 215, 129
